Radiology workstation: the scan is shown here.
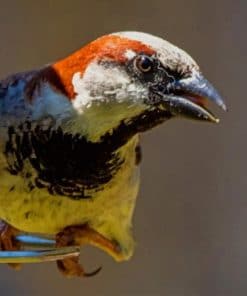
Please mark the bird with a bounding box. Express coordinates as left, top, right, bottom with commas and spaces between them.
0, 31, 226, 277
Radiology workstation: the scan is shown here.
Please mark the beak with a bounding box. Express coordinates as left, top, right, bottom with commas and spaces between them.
159, 73, 227, 123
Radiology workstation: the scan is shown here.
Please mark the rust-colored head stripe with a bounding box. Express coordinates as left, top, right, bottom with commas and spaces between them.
52, 35, 155, 99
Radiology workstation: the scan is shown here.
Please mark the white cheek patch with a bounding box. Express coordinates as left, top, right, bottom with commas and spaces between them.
71, 72, 91, 112
68, 61, 149, 140
71, 61, 148, 113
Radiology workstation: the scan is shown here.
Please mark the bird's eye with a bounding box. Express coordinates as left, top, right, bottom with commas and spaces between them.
134, 55, 154, 73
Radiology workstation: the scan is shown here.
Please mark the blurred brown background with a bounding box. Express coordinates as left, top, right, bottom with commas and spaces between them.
0, 0, 245, 295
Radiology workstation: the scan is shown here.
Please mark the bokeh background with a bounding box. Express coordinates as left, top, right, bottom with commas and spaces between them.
0, 0, 245, 295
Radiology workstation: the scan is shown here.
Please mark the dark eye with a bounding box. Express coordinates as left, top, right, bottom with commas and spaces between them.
134, 55, 154, 73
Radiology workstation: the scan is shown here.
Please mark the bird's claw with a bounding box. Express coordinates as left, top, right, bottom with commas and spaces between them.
55, 224, 123, 277
56, 255, 102, 278
0, 221, 22, 269
0, 222, 122, 278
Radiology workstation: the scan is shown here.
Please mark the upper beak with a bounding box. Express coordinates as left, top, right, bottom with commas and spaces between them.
159, 73, 227, 123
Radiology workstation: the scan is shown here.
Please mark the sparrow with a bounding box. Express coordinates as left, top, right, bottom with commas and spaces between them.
0, 31, 226, 277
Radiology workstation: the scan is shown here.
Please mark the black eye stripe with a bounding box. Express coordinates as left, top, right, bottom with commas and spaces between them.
128, 53, 188, 93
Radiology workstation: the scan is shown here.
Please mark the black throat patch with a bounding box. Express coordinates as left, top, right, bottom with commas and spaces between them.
4, 108, 171, 200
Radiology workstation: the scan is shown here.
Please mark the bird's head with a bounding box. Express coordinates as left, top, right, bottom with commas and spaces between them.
52, 31, 226, 140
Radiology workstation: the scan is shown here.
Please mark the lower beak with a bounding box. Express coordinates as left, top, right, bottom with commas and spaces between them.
159, 74, 227, 123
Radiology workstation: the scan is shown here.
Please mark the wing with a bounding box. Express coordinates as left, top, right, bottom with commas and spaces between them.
0, 67, 76, 131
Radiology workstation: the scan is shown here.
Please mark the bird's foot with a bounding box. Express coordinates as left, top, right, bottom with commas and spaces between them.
56, 224, 123, 278
0, 220, 21, 270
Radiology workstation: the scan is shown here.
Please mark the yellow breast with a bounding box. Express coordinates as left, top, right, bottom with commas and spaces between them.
0, 135, 140, 259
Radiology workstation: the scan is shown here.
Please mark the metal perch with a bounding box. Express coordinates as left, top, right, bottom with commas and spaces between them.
0, 234, 80, 263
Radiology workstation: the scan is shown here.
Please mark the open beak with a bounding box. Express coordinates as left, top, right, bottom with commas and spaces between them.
159, 73, 227, 123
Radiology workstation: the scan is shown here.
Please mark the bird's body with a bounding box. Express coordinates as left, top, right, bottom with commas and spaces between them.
0, 32, 226, 276
0, 68, 144, 259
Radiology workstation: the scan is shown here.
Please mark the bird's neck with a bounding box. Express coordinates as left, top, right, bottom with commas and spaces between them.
64, 104, 172, 147
63, 101, 145, 142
